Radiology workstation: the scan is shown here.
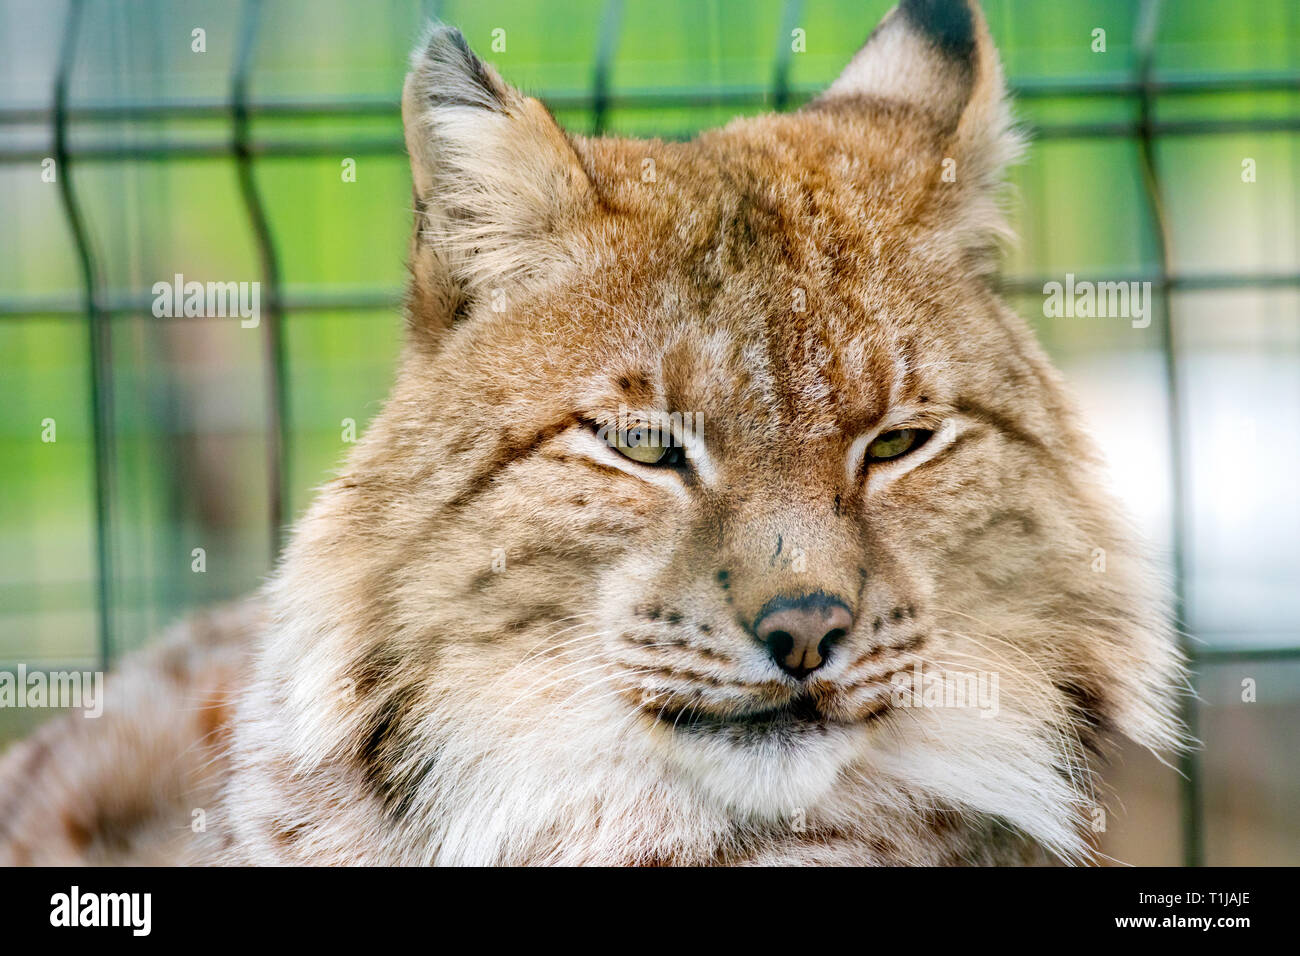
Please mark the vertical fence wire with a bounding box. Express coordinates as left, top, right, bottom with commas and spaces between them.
591, 0, 624, 135
1134, 0, 1202, 867
54, 0, 115, 671
771, 0, 804, 111
233, 0, 289, 562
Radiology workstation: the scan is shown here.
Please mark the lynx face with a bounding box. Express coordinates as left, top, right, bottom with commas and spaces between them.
229, 0, 1183, 865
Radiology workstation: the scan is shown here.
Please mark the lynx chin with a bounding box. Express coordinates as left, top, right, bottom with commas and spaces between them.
0, 0, 1184, 866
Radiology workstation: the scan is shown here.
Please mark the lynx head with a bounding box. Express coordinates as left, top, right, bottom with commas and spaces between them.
260, 0, 1184, 864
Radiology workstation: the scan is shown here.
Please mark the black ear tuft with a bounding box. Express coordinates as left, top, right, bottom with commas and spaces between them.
900, 0, 976, 61
818, 0, 985, 129
411, 24, 507, 112
401, 21, 594, 323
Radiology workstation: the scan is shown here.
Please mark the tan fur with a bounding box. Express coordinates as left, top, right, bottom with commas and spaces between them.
0, 603, 256, 864
0, 1, 1183, 866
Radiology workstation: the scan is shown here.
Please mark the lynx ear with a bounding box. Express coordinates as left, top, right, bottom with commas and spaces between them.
402, 25, 593, 325
820, 0, 1020, 198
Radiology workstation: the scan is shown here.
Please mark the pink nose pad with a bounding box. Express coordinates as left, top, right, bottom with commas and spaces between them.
753, 597, 854, 678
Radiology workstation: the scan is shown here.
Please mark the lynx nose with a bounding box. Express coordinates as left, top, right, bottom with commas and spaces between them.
753, 594, 853, 679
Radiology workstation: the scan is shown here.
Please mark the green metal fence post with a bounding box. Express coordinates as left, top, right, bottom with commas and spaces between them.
1134, 0, 1203, 868
54, 0, 115, 671
772, 0, 804, 111
233, 0, 290, 562
592, 0, 624, 135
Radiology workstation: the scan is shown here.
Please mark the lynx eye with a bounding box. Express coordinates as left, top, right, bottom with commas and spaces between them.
865, 428, 931, 462
605, 424, 680, 466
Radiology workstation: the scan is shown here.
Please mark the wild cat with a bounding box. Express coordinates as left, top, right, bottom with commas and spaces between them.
0, 0, 1183, 865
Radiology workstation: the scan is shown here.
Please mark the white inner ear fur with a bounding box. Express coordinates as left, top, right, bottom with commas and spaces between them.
826, 10, 974, 129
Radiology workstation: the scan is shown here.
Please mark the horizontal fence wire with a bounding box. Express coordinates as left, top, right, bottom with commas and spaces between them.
7, 0, 1300, 868
6, 271, 1300, 319
4, 108, 1300, 164
4, 67, 1300, 123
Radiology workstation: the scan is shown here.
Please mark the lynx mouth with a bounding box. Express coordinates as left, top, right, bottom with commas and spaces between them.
653, 693, 888, 738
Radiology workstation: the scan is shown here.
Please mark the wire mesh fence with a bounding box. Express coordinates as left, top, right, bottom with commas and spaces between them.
2, 0, 1298, 865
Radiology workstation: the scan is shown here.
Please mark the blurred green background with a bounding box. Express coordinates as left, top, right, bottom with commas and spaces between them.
1, 0, 1297, 865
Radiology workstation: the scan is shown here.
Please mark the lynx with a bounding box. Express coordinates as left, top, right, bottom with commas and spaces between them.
0, 0, 1183, 865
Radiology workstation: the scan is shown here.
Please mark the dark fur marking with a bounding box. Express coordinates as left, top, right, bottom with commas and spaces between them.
545, 452, 633, 482
960, 508, 1041, 552
641, 665, 776, 690
953, 397, 1050, 457
1057, 678, 1114, 740
350, 646, 405, 700
420, 27, 505, 112
62, 812, 93, 851
623, 632, 732, 664
441, 414, 579, 515
356, 684, 427, 820
503, 604, 570, 632
909, 430, 975, 475
270, 818, 310, 848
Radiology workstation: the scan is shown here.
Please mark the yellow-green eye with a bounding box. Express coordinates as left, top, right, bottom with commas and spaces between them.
607, 424, 677, 466
866, 428, 929, 462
